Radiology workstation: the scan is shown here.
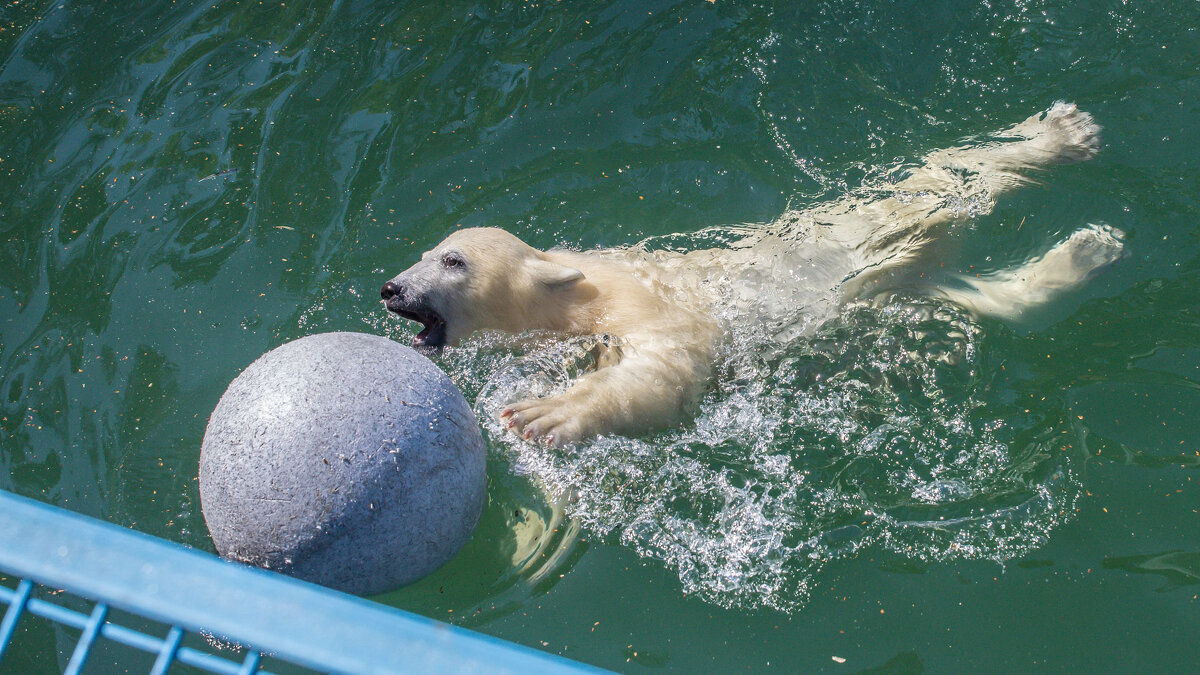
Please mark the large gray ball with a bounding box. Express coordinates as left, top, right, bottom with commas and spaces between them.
199, 332, 486, 595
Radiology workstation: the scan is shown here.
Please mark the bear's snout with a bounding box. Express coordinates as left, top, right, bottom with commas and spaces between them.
380, 280, 402, 301
380, 278, 448, 350
381, 279, 416, 315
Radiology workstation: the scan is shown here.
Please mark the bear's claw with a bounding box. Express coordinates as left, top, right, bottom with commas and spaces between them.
500, 398, 584, 448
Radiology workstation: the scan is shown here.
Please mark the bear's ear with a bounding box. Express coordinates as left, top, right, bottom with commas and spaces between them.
526, 257, 585, 288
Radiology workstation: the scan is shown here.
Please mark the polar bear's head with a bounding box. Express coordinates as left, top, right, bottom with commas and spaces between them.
381, 228, 585, 351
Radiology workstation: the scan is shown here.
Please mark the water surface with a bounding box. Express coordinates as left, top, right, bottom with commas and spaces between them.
2, 0, 1199, 672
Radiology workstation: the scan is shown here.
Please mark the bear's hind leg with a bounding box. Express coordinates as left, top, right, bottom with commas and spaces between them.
934, 223, 1124, 319
809, 102, 1103, 268
914, 101, 1101, 184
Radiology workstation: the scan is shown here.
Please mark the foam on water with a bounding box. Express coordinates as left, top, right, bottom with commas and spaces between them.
373, 224, 1081, 613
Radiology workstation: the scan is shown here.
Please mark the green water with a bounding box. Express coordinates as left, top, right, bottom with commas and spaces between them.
2, 0, 1199, 672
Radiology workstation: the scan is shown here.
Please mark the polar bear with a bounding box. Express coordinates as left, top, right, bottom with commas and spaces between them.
381, 102, 1123, 446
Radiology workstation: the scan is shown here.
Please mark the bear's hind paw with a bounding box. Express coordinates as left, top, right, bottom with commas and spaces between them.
1019, 101, 1102, 164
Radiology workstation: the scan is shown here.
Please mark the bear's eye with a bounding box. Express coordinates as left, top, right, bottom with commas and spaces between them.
441, 253, 466, 269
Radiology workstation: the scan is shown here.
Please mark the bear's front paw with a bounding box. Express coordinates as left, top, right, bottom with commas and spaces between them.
500, 398, 587, 448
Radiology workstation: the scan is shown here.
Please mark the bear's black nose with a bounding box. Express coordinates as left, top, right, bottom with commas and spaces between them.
380, 281, 402, 301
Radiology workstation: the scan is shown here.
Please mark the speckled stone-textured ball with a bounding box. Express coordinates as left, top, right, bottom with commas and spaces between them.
199, 332, 486, 596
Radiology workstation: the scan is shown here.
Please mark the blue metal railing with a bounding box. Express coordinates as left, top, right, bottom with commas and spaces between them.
0, 489, 608, 674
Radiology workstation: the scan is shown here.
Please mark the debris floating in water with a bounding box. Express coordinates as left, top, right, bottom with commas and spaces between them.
199, 169, 237, 182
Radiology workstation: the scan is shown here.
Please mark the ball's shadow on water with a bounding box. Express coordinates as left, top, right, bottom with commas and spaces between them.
372, 457, 585, 626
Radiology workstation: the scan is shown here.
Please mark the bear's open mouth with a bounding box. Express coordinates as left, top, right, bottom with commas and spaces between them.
389, 306, 447, 352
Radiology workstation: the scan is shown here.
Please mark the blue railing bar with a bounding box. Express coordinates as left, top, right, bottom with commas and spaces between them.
63, 601, 108, 675
0, 583, 87, 630
0, 578, 32, 658
238, 649, 262, 675
0, 490, 609, 675
1, 584, 92, 631
0, 583, 277, 675
2, 587, 153, 649
173, 642, 262, 675
149, 626, 183, 675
